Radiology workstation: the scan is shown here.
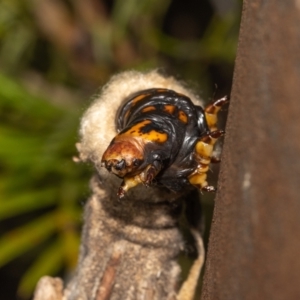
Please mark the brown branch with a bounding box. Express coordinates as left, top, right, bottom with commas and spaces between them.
96, 246, 123, 300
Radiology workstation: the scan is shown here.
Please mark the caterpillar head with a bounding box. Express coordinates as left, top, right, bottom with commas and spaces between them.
101, 138, 144, 178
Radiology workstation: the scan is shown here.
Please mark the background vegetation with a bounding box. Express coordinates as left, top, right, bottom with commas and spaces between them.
0, 0, 241, 299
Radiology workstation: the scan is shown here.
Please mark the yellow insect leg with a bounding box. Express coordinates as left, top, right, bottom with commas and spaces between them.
204, 95, 229, 131
189, 130, 224, 191
118, 175, 143, 198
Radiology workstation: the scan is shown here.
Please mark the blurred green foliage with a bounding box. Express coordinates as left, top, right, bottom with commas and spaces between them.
0, 0, 241, 298
0, 72, 88, 297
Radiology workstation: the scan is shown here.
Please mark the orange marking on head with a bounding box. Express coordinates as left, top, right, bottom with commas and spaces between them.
178, 110, 188, 123
142, 106, 156, 113
155, 88, 168, 93
132, 93, 150, 105
119, 120, 168, 143
163, 105, 176, 114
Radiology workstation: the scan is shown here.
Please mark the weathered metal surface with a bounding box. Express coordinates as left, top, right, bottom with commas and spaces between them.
201, 0, 300, 299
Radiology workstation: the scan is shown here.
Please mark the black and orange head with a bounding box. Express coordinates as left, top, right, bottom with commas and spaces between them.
101, 138, 144, 177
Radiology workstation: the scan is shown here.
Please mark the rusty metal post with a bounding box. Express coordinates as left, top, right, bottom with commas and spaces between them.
201, 0, 300, 299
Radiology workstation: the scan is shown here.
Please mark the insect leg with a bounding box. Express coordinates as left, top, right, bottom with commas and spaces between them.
117, 160, 163, 197
188, 130, 225, 191
204, 95, 229, 131
117, 175, 143, 198
142, 160, 163, 186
